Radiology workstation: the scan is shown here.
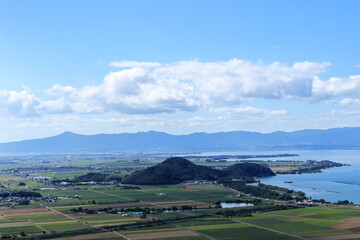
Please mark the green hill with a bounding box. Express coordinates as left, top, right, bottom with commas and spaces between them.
121, 157, 224, 185
122, 157, 275, 185
223, 162, 275, 177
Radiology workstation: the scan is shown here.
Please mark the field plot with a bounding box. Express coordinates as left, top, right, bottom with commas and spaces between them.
0, 222, 42, 236
52, 231, 125, 240
197, 225, 297, 240
125, 230, 200, 240
139, 186, 235, 204
0, 206, 92, 237
235, 207, 360, 239
40, 221, 89, 232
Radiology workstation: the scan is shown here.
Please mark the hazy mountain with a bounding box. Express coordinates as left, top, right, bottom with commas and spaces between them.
1, 127, 360, 154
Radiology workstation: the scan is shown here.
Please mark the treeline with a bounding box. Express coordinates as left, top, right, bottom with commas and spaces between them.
216, 204, 302, 217
51, 172, 122, 185
73, 172, 122, 182
0, 190, 41, 198
68, 205, 203, 215
221, 181, 307, 201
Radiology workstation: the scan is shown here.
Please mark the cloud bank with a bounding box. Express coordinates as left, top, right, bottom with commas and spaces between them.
1, 59, 358, 118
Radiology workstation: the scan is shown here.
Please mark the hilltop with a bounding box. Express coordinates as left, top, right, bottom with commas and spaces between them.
121, 157, 274, 185
223, 162, 275, 178
121, 157, 225, 185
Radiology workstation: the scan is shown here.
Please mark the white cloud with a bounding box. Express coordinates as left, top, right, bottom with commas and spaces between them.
155, 59, 329, 104
0, 90, 41, 117
312, 75, 360, 99
5, 59, 360, 119
38, 98, 73, 114
211, 106, 288, 116
339, 98, 360, 106
109, 61, 161, 68
46, 84, 77, 97
61, 59, 328, 115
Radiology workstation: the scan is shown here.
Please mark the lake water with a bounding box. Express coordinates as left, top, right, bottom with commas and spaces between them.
187, 150, 360, 204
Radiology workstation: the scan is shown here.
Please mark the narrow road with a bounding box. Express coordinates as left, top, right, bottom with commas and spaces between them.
112, 230, 130, 240
29, 219, 50, 233
43, 205, 95, 229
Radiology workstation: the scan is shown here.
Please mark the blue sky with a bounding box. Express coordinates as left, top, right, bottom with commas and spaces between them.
1, 0, 360, 142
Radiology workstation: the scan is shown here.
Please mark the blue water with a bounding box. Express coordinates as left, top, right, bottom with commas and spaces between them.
189, 150, 360, 204
257, 150, 360, 204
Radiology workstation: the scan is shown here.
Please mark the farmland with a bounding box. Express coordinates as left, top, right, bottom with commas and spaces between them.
0, 154, 357, 239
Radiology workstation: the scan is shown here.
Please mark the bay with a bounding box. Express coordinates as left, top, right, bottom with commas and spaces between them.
184, 150, 360, 204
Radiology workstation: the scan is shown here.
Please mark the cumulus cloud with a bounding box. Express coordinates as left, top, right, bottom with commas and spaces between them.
0, 90, 41, 117
4, 59, 360, 118
312, 75, 360, 99
211, 106, 288, 116
339, 98, 360, 106
156, 59, 329, 103
109, 61, 161, 68
46, 84, 78, 97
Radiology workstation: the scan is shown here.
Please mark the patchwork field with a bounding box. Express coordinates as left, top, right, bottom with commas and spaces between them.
0, 155, 358, 239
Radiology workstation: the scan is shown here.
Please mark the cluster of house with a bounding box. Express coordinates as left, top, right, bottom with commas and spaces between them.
53, 180, 119, 186
0, 191, 57, 206
182, 180, 213, 185
27, 176, 51, 182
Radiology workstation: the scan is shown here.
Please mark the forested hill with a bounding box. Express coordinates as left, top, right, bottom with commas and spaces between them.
121, 157, 274, 185
121, 157, 225, 185
2, 127, 360, 154
223, 162, 275, 177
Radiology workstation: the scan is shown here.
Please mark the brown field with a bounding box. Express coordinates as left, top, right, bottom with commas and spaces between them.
125, 230, 199, 240
331, 223, 360, 230
0, 208, 51, 215
343, 217, 360, 223
147, 200, 194, 205
0, 221, 33, 226
52, 231, 121, 240
138, 189, 184, 192
94, 202, 152, 208
36, 220, 76, 225
85, 218, 138, 223
157, 202, 211, 208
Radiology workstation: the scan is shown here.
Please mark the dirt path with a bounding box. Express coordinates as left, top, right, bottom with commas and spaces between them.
29, 219, 50, 233
89, 190, 135, 201
112, 230, 130, 240
43, 205, 94, 229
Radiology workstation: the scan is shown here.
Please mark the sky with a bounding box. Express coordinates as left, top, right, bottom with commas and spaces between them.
1, 0, 360, 142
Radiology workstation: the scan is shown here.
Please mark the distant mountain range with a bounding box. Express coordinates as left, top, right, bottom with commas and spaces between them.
1, 127, 360, 154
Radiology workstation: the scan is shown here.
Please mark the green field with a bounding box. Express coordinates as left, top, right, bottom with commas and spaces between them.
0, 155, 359, 239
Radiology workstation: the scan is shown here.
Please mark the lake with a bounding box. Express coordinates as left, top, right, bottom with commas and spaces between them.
258, 150, 360, 204
187, 150, 360, 204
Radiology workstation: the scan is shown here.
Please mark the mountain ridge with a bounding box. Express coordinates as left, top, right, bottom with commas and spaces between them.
1, 127, 360, 154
